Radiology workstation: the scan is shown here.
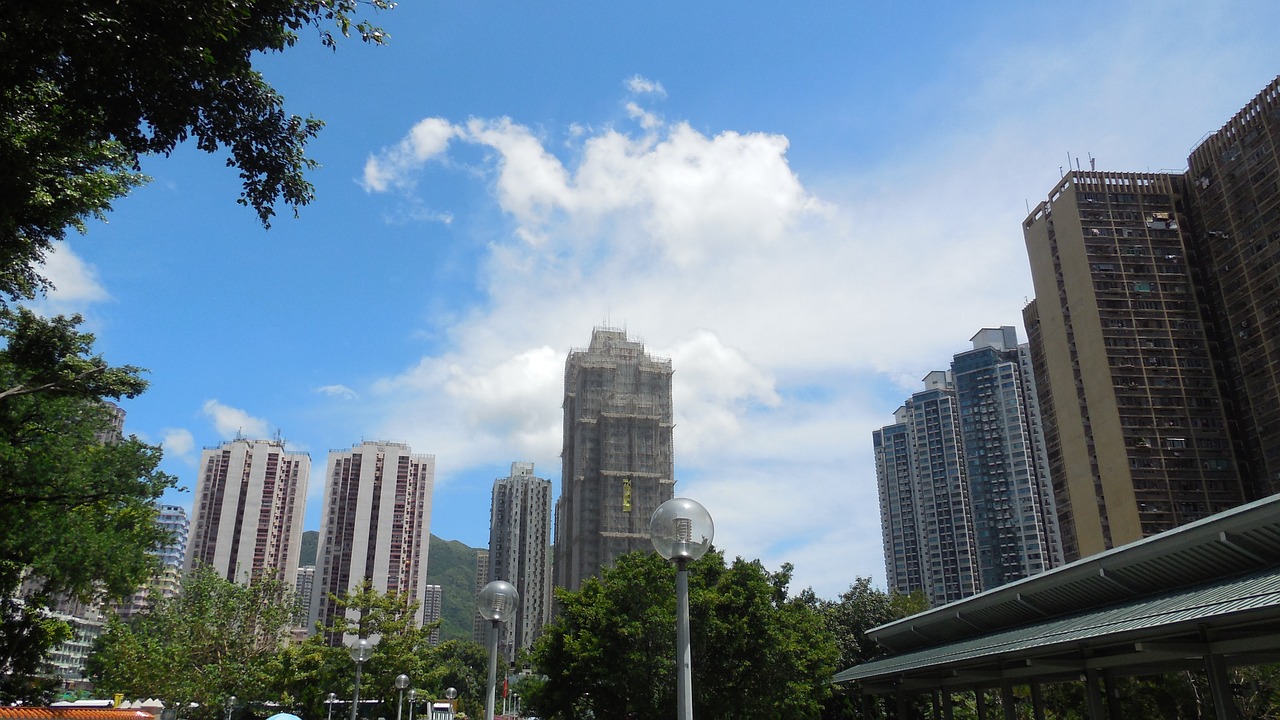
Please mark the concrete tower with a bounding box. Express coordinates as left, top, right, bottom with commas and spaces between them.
186, 438, 310, 584
487, 462, 552, 662
554, 328, 675, 592
311, 441, 434, 640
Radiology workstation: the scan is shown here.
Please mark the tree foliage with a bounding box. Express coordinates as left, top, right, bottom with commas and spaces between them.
0, 0, 394, 301
270, 581, 490, 720
0, 308, 175, 701
530, 550, 839, 720
89, 567, 296, 720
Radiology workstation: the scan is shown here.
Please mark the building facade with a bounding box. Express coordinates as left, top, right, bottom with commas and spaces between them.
472, 550, 490, 645
876, 330, 1062, 607
1183, 77, 1280, 500
116, 504, 190, 621
186, 438, 310, 584
1023, 171, 1247, 560
311, 441, 435, 640
422, 584, 443, 645
486, 462, 552, 662
554, 328, 675, 592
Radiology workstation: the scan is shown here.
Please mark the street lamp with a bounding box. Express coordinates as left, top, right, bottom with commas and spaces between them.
349, 638, 375, 720
445, 687, 458, 720
407, 689, 417, 720
395, 674, 411, 720
650, 498, 714, 720
225, 696, 237, 720
477, 581, 519, 720
328, 693, 338, 720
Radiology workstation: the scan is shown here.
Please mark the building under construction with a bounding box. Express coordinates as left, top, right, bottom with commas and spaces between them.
554, 328, 675, 592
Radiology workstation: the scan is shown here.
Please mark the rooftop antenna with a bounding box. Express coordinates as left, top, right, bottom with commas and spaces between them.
1025, 198, 1030, 214
1089, 153, 1096, 171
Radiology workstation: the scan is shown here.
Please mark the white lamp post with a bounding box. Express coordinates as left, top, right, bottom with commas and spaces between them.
328, 693, 338, 720
407, 689, 417, 720
445, 687, 458, 720
225, 696, 237, 720
349, 638, 375, 720
477, 581, 520, 720
650, 498, 714, 720
395, 674, 411, 720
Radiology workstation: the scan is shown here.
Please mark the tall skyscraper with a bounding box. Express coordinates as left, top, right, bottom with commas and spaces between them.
1183, 77, 1280, 499
422, 584, 443, 645
1021, 78, 1280, 561
311, 441, 435, 640
486, 462, 552, 662
472, 550, 490, 645
186, 438, 310, 584
952, 328, 1062, 588
116, 504, 190, 621
875, 329, 1061, 607
876, 371, 978, 606
555, 328, 675, 592
1023, 171, 1247, 561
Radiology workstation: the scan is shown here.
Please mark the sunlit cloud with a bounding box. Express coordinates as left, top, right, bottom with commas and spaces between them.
202, 400, 270, 440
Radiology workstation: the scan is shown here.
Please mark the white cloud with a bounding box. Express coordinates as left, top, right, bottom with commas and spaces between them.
627, 75, 667, 97
29, 244, 110, 316
161, 428, 196, 462
316, 384, 359, 400
362, 117, 459, 192
202, 400, 270, 440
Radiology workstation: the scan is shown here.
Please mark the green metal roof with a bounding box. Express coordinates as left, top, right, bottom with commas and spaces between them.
836, 494, 1280, 691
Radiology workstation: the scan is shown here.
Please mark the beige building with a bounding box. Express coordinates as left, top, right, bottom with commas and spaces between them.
311, 441, 434, 641
186, 438, 310, 584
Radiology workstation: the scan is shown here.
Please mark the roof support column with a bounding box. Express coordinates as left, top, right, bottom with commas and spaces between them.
1103, 671, 1121, 720
975, 688, 988, 720
1204, 652, 1240, 720
1000, 680, 1017, 720
930, 689, 941, 720
941, 689, 954, 720
1029, 681, 1046, 720
1084, 669, 1106, 720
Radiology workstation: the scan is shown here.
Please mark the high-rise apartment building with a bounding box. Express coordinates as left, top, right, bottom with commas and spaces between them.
554, 328, 675, 592
1023, 174, 1246, 559
1021, 77, 1280, 561
472, 550, 490, 645
877, 371, 978, 606
1183, 78, 1280, 499
116, 504, 190, 621
952, 328, 1062, 588
311, 441, 434, 640
186, 438, 310, 584
875, 330, 1061, 607
486, 462, 552, 662
422, 584, 443, 645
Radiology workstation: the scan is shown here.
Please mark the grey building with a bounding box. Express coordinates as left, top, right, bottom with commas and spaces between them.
554, 328, 675, 592
876, 329, 1062, 607
487, 462, 552, 663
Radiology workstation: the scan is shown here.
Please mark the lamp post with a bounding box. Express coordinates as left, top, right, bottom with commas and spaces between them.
395, 674, 411, 720
224, 696, 237, 720
445, 687, 457, 720
328, 693, 338, 720
477, 581, 519, 720
650, 498, 714, 720
349, 638, 375, 720
407, 689, 417, 720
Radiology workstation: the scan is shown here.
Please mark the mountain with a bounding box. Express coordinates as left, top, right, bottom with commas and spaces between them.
295, 530, 480, 643
300, 530, 318, 566
425, 535, 483, 642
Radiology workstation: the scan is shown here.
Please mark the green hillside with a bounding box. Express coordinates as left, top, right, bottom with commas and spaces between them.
425, 535, 483, 642
296, 530, 479, 642
300, 530, 318, 566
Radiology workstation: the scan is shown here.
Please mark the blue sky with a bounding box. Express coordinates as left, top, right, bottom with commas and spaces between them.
36, 2, 1280, 600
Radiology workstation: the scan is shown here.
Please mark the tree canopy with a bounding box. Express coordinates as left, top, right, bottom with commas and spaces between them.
0, 0, 394, 301
530, 550, 839, 720
89, 566, 296, 720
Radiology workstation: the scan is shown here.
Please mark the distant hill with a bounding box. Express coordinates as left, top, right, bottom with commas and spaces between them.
300, 530, 318, 566
425, 535, 482, 642
295, 530, 479, 642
